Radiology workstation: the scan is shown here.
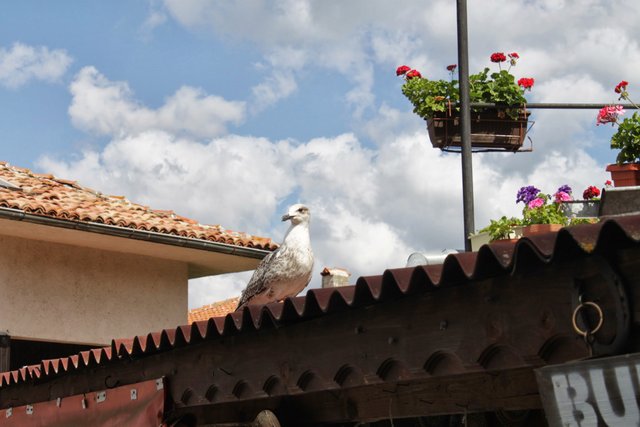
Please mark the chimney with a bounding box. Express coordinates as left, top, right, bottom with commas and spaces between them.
321, 267, 351, 288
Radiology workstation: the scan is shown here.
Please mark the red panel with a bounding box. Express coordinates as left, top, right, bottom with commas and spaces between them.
0, 378, 165, 427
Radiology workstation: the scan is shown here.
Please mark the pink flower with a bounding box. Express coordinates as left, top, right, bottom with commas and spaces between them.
490, 52, 507, 63
597, 105, 625, 126
527, 198, 544, 209
406, 69, 422, 79
554, 191, 572, 203
517, 77, 535, 90
396, 65, 411, 76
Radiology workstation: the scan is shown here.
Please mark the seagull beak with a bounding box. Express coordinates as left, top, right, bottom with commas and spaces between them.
282, 214, 292, 221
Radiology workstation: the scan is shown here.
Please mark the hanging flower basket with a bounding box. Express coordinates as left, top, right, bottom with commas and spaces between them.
427, 109, 531, 152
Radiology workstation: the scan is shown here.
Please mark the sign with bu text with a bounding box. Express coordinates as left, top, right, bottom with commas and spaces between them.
536, 353, 640, 426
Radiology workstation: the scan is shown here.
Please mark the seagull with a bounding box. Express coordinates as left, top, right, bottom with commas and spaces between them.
236, 204, 314, 310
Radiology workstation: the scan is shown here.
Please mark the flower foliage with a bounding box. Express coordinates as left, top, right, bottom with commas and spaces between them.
478, 215, 522, 241
397, 52, 534, 120
477, 183, 599, 241
598, 81, 640, 164
516, 185, 577, 226
515, 184, 602, 225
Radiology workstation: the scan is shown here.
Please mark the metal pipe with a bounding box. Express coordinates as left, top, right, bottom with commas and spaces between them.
468, 102, 640, 109
0, 207, 270, 260
456, 0, 474, 252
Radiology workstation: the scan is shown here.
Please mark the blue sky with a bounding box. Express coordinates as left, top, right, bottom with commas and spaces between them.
1, 0, 638, 308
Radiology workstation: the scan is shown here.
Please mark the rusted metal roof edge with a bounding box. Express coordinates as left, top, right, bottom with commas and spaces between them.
2, 215, 639, 389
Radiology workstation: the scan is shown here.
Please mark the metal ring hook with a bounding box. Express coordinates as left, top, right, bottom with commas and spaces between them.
572, 301, 604, 337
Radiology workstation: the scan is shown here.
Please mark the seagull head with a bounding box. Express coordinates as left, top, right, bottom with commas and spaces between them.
282, 204, 310, 225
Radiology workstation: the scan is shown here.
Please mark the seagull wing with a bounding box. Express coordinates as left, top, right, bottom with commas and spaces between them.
236, 248, 283, 309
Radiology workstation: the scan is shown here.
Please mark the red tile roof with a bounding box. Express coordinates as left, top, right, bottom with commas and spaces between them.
2, 214, 639, 388
187, 297, 239, 323
0, 162, 277, 250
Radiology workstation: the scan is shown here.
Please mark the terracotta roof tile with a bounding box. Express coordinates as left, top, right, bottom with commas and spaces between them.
188, 297, 240, 323
0, 161, 277, 250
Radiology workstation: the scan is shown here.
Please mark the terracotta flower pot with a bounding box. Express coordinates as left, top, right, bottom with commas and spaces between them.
606, 163, 640, 187
522, 224, 563, 237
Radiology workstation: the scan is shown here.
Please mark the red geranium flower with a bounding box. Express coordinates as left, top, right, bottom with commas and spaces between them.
396, 65, 411, 76
406, 69, 422, 79
517, 77, 535, 90
582, 186, 601, 200
508, 52, 519, 59
490, 52, 507, 63
446, 64, 457, 72
615, 80, 629, 94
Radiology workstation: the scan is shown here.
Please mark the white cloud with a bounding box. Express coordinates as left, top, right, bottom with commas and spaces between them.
0, 42, 72, 89
139, 11, 167, 41
251, 69, 298, 112
38, 131, 296, 232
69, 67, 246, 139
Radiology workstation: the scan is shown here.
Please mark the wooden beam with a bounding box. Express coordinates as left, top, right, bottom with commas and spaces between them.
0, 334, 9, 373
173, 367, 541, 425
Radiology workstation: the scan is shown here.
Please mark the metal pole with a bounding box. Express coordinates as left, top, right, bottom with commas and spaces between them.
456, 0, 474, 251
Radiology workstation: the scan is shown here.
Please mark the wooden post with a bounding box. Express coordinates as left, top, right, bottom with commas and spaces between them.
0, 333, 9, 372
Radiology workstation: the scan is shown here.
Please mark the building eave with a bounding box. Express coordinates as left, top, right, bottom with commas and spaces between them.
0, 207, 271, 278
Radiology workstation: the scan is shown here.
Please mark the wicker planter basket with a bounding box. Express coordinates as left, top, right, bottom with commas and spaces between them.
427, 109, 531, 152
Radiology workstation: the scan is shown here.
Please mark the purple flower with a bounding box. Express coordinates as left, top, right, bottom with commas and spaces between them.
516, 185, 540, 205
557, 184, 572, 195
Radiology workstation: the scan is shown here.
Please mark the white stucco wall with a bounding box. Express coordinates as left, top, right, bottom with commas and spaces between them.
0, 233, 188, 345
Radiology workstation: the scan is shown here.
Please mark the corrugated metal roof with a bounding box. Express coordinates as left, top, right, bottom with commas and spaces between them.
0, 161, 277, 250
2, 214, 639, 388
